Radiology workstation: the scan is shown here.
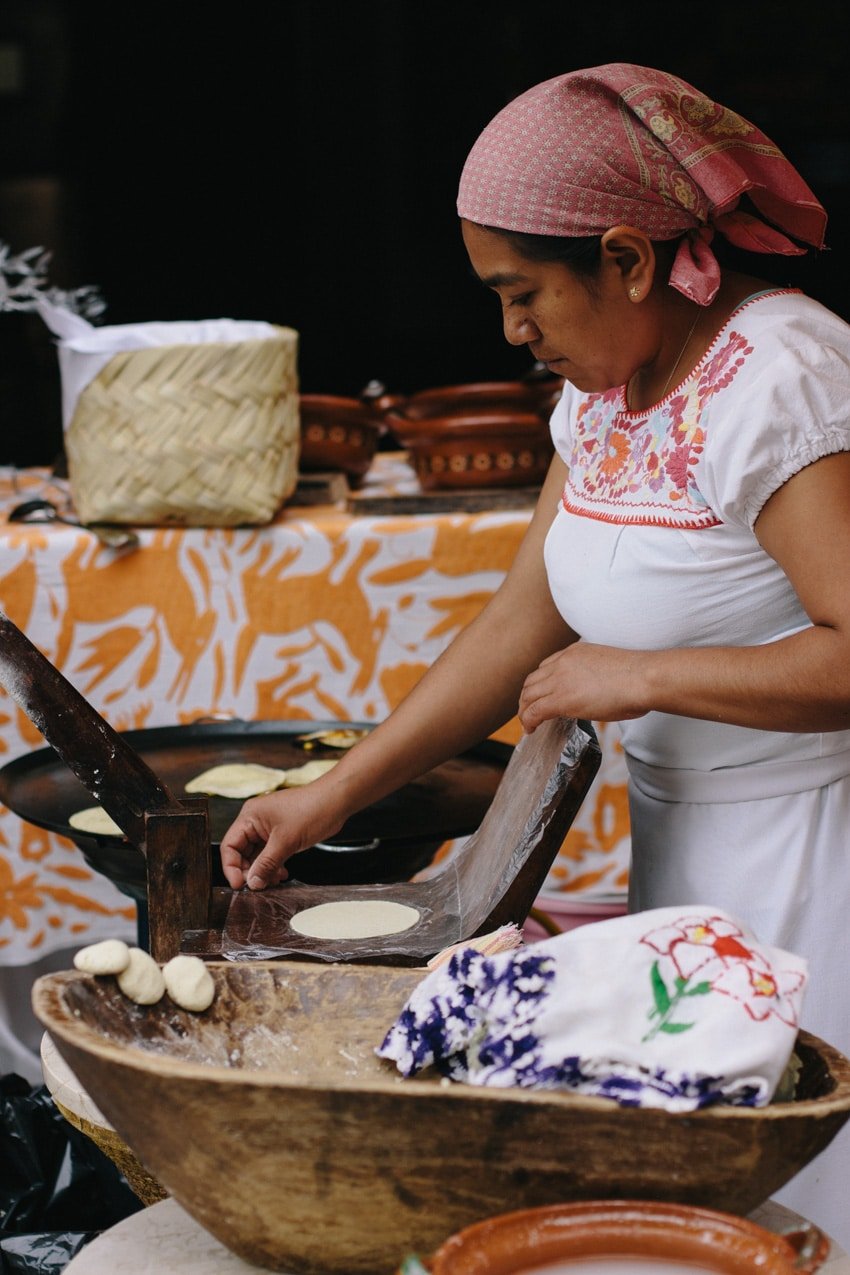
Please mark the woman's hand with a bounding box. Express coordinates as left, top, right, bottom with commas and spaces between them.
219, 783, 345, 891
518, 641, 651, 732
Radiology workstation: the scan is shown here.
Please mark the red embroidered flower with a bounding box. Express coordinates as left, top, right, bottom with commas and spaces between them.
641, 914, 804, 1031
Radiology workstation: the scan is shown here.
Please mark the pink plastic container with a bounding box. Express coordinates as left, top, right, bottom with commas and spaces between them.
523, 892, 628, 942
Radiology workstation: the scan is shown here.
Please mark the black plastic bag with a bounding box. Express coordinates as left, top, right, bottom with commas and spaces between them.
0, 1231, 95, 1273
0, 1074, 143, 1272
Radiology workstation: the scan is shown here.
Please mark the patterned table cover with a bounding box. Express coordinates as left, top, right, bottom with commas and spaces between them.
0, 455, 630, 966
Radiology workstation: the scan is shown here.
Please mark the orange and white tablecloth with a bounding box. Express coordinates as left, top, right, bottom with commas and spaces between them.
0, 456, 630, 969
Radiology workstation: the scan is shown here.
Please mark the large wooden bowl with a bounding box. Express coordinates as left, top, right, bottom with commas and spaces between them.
33, 963, 850, 1275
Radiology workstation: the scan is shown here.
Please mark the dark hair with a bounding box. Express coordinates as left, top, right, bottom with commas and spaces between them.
482, 225, 681, 291
485, 227, 603, 277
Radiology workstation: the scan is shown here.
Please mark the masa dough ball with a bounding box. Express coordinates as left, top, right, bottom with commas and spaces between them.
68, 805, 123, 837
73, 938, 131, 975
184, 762, 289, 798
163, 954, 216, 1012
117, 947, 166, 1005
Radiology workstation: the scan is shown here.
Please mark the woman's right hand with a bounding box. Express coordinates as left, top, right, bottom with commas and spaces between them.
219, 783, 346, 891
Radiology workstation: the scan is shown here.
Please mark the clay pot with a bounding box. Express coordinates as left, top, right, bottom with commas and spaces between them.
393, 378, 563, 423
387, 412, 554, 491
298, 394, 383, 485
428, 1199, 830, 1274
382, 378, 561, 491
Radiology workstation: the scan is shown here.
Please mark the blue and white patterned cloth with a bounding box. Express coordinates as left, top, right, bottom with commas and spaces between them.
376, 906, 808, 1111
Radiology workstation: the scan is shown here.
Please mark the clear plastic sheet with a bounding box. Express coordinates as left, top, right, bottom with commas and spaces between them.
221, 717, 599, 963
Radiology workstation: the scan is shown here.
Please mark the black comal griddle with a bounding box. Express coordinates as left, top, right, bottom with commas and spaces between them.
0, 719, 511, 898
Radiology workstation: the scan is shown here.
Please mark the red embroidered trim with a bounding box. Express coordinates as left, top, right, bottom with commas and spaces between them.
561, 490, 722, 529
614, 288, 800, 417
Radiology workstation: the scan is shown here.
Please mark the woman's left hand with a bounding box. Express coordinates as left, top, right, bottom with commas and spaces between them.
518, 641, 650, 732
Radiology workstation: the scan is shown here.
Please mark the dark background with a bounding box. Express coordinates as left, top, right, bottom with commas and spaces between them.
2, 0, 850, 466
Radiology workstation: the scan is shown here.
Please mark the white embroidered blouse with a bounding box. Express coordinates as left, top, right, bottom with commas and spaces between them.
543, 289, 850, 798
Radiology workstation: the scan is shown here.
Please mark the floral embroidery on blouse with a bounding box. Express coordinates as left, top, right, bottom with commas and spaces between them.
563, 329, 754, 527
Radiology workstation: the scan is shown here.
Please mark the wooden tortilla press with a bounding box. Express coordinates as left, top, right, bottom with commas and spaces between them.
0, 611, 601, 964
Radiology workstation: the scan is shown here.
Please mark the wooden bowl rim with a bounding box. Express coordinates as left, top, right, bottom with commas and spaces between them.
32, 966, 850, 1120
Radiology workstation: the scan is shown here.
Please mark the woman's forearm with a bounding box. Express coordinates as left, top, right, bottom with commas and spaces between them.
519, 627, 850, 737
329, 583, 569, 814
317, 458, 575, 821
638, 626, 850, 732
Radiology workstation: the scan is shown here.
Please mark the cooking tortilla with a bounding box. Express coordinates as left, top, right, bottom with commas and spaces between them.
184, 758, 339, 798
298, 728, 369, 750
184, 763, 289, 798
289, 899, 420, 940
68, 805, 124, 837
279, 759, 339, 786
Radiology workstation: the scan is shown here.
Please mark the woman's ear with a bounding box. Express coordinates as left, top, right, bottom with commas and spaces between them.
600, 225, 657, 300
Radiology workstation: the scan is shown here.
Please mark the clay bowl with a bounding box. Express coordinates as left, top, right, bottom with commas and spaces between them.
33, 963, 850, 1275
427, 1199, 830, 1274
392, 378, 563, 423
298, 394, 382, 485
388, 412, 554, 491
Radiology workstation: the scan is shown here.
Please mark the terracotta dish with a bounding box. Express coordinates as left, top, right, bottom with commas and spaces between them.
427, 1199, 829, 1274
391, 378, 563, 422
384, 379, 560, 491
388, 412, 554, 491
298, 394, 383, 484
33, 963, 850, 1275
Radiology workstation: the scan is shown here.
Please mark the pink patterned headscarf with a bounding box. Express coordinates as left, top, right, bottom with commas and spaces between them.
457, 64, 827, 305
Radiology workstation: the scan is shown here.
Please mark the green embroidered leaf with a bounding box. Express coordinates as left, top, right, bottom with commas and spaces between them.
650, 960, 671, 1014
684, 981, 712, 997
674, 976, 688, 992
660, 1021, 695, 1034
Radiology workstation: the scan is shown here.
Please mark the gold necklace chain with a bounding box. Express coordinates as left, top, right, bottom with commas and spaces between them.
659, 309, 701, 399
627, 308, 701, 409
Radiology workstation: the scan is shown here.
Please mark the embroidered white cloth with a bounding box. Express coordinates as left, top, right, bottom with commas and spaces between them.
377, 906, 807, 1110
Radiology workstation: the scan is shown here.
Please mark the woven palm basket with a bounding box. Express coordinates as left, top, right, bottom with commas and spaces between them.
65, 326, 299, 526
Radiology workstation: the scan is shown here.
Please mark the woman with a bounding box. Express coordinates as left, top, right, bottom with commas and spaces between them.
222, 65, 850, 1243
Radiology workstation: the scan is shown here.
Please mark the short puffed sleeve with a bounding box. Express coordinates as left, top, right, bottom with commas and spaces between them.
548, 379, 581, 463
697, 295, 850, 530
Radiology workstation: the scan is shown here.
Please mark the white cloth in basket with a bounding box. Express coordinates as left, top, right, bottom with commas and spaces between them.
37, 300, 281, 431
377, 906, 807, 1111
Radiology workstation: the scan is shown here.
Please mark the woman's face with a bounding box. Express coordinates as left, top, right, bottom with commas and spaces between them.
461, 220, 649, 394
